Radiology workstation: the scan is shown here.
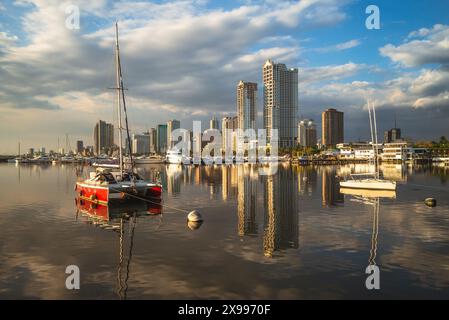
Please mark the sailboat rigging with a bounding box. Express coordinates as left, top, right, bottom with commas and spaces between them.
339, 100, 397, 191
75, 22, 162, 204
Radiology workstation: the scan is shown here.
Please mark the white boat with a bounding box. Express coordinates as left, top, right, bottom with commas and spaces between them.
339, 100, 397, 191
30, 156, 51, 163
340, 187, 396, 199
132, 155, 165, 164
340, 174, 397, 191
166, 149, 190, 164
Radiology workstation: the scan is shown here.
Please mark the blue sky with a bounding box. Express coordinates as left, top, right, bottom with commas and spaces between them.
0, 0, 448, 153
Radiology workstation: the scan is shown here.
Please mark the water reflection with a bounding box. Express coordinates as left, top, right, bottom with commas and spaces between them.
263, 166, 299, 257
75, 198, 163, 299
1, 162, 449, 299
237, 165, 257, 236
321, 167, 344, 207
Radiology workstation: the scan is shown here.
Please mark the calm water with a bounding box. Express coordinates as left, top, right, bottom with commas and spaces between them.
0, 162, 448, 299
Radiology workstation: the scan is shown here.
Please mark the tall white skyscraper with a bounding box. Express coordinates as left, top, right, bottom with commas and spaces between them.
263, 60, 299, 148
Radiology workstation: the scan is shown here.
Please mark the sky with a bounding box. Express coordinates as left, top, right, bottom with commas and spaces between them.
0, 0, 448, 153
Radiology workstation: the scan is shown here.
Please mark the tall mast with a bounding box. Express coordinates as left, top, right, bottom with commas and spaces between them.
372, 101, 380, 179
115, 22, 124, 173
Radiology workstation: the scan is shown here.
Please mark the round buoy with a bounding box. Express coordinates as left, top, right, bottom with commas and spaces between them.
425, 198, 437, 207
187, 210, 203, 222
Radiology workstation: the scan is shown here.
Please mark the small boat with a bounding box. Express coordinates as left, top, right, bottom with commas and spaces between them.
166, 148, 190, 164
340, 176, 396, 191
30, 156, 51, 163
75, 168, 162, 205
340, 100, 397, 191
132, 155, 165, 164
75, 23, 162, 205
340, 187, 396, 199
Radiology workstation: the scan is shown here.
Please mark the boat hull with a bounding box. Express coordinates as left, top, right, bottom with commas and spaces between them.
339, 180, 397, 191
75, 181, 162, 205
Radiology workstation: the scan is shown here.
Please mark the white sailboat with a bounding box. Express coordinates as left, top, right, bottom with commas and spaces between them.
340, 100, 397, 191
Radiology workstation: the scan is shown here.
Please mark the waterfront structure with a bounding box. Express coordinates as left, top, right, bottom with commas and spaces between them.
167, 120, 180, 149
263, 60, 299, 148
210, 116, 220, 130
297, 119, 317, 148
94, 120, 114, 155
322, 108, 344, 148
76, 140, 84, 154
157, 124, 167, 154
237, 81, 257, 131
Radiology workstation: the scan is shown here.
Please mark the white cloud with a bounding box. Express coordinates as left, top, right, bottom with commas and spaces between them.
313, 39, 361, 53
380, 24, 449, 67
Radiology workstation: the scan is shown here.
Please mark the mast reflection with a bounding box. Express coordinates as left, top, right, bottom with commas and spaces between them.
75, 198, 162, 299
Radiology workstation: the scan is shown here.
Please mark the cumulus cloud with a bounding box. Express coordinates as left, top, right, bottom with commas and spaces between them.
380, 24, 449, 67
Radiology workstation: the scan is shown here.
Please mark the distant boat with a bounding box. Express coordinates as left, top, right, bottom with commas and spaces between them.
166, 148, 190, 164
75, 23, 162, 205
340, 100, 397, 191
131, 155, 165, 164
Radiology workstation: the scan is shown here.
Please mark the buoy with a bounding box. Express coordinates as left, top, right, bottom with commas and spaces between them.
187, 210, 203, 222
425, 198, 437, 207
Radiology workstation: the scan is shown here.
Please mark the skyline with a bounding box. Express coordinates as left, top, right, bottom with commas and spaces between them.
1, 0, 449, 153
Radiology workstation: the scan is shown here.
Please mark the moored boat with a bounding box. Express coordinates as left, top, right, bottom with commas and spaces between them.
75, 22, 162, 205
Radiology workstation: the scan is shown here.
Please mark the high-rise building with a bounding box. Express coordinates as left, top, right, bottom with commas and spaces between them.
237, 81, 257, 131
263, 60, 299, 148
222, 116, 239, 154
384, 128, 402, 143
156, 124, 167, 154
76, 140, 84, 154
297, 119, 317, 148
322, 108, 344, 148
94, 120, 114, 155
148, 128, 157, 154
210, 116, 219, 130
167, 119, 180, 149
131, 132, 150, 155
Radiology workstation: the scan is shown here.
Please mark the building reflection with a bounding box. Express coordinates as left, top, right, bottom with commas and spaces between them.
237, 165, 258, 236
166, 164, 182, 195
294, 165, 317, 195
263, 166, 299, 257
321, 167, 344, 207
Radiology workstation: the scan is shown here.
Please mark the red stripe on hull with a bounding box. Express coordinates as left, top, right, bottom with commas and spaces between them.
75, 183, 109, 203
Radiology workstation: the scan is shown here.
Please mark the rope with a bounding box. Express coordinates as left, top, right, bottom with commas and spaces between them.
108, 186, 190, 214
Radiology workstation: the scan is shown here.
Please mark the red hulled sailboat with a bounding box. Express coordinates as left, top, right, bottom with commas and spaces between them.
75, 23, 162, 205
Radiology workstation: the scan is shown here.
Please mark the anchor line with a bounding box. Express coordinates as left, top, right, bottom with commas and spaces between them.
107, 186, 191, 214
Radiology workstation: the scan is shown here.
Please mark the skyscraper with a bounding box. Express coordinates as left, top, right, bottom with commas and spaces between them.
131, 132, 150, 155
237, 81, 257, 131
76, 140, 84, 154
156, 124, 167, 154
322, 108, 344, 148
297, 119, 317, 148
148, 128, 157, 154
167, 119, 180, 149
94, 120, 114, 155
210, 116, 219, 130
263, 59, 299, 148
222, 116, 238, 154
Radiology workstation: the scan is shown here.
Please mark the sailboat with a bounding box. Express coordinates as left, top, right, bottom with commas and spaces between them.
75, 23, 163, 205
339, 100, 397, 191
